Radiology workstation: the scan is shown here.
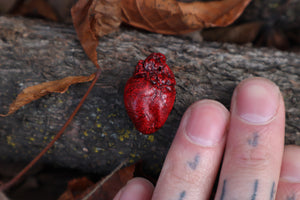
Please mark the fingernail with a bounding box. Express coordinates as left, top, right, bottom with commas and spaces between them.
184, 100, 229, 146
119, 180, 149, 200
234, 78, 280, 124
280, 146, 300, 183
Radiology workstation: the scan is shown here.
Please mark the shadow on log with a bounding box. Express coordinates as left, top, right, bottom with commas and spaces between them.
0, 16, 299, 175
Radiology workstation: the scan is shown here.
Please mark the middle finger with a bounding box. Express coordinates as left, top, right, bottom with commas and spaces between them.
215, 78, 285, 200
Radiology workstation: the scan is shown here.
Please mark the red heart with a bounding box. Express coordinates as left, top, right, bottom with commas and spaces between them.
124, 53, 176, 134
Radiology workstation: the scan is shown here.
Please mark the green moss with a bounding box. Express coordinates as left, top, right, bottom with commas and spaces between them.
94, 147, 99, 153
108, 142, 114, 147
6, 136, 16, 147
118, 129, 131, 141
130, 153, 136, 158
147, 135, 155, 142
268, 2, 279, 8
108, 113, 117, 118
83, 130, 88, 137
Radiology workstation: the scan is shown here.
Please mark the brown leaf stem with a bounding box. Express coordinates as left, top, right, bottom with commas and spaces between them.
0, 68, 101, 192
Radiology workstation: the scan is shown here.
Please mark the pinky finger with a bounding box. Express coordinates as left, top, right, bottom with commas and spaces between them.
276, 145, 300, 199
113, 177, 154, 200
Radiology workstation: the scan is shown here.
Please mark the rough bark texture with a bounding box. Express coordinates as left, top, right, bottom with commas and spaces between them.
0, 16, 299, 175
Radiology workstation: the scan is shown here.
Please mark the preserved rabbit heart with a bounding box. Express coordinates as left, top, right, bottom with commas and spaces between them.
124, 53, 176, 134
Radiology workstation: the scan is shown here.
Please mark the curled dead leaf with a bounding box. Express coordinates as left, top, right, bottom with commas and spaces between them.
12, 0, 58, 21
91, 0, 122, 37
71, 0, 251, 67
58, 161, 134, 200
58, 177, 94, 200
202, 21, 263, 44
71, 0, 122, 68
71, 0, 99, 67
121, 0, 252, 35
83, 163, 135, 200
0, 73, 95, 117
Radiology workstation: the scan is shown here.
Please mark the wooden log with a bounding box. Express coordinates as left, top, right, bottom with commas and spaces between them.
0, 16, 299, 175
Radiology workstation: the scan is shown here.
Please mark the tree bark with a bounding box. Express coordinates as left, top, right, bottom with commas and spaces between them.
0, 16, 299, 175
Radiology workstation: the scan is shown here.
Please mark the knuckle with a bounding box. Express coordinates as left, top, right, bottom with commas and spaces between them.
232, 145, 273, 170
164, 166, 202, 186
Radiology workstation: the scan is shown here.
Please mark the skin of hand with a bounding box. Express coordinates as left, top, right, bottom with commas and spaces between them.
114, 77, 300, 200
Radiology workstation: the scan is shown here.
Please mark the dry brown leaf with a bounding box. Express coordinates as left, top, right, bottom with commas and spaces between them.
91, 0, 122, 38
58, 161, 134, 200
71, 0, 99, 67
82, 163, 135, 200
95, 164, 135, 199
121, 0, 252, 35
58, 177, 94, 200
12, 0, 58, 21
71, 0, 122, 67
0, 74, 95, 117
202, 21, 263, 44
71, 0, 251, 60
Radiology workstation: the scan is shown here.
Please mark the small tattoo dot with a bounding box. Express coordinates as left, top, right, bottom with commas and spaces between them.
220, 179, 227, 200
270, 182, 276, 200
287, 194, 295, 200
251, 179, 259, 200
179, 190, 186, 200
248, 132, 259, 147
187, 154, 200, 170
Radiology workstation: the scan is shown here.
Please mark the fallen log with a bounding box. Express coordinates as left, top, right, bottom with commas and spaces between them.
0, 16, 299, 175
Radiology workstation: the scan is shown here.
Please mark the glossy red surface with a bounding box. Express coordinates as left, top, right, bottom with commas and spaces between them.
124, 53, 176, 134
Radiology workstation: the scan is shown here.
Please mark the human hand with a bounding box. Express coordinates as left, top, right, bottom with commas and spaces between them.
114, 77, 300, 200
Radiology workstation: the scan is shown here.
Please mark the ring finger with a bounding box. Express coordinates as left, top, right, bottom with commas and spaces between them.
152, 100, 230, 199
